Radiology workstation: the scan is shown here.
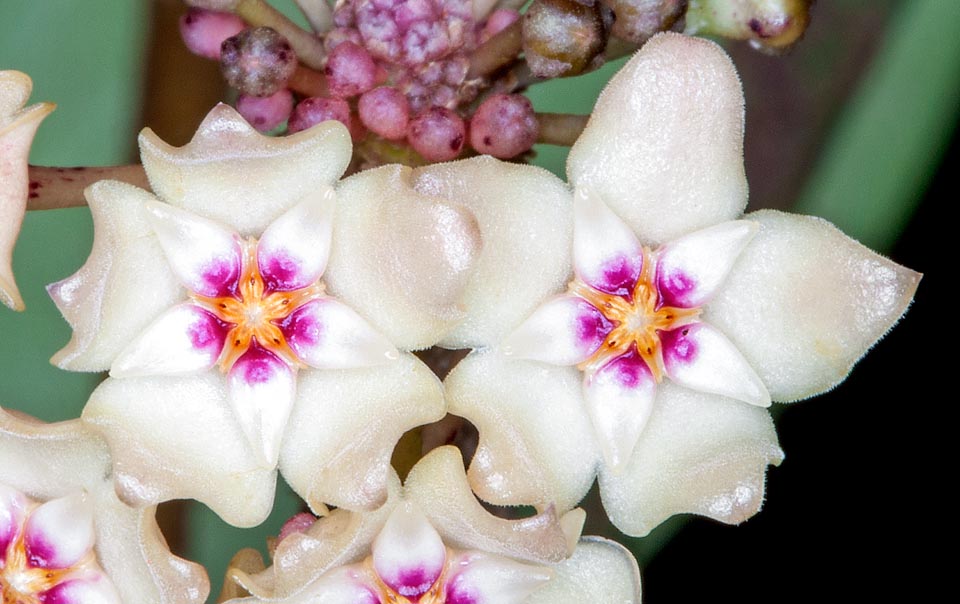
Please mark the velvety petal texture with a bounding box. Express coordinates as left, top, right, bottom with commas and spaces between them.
0, 409, 209, 604
0, 70, 54, 310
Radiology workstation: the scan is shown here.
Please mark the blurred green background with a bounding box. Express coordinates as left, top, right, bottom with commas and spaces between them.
1, 0, 955, 601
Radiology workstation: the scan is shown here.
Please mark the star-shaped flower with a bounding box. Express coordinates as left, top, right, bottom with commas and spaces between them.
223, 446, 641, 604
421, 33, 921, 536
48, 105, 481, 527
0, 70, 54, 311
0, 408, 209, 604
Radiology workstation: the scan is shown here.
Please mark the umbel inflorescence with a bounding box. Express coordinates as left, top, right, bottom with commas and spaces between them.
1, 2, 920, 602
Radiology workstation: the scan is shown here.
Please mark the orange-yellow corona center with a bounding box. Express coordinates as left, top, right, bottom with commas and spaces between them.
1, 534, 83, 604
191, 239, 323, 372
572, 247, 700, 380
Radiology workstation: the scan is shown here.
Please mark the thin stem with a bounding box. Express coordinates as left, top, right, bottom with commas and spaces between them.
294, 0, 334, 33
536, 112, 589, 146
467, 20, 523, 79
495, 0, 529, 11
236, 0, 327, 69
26, 165, 148, 211
288, 64, 329, 97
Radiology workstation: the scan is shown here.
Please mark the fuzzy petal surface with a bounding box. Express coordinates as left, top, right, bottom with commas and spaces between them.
139, 104, 351, 236
524, 538, 641, 604
412, 157, 573, 348
707, 210, 922, 402
567, 33, 747, 246
598, 383, 783, 537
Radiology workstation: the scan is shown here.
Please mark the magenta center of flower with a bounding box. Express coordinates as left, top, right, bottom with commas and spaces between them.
191, 238, 323, 372
572, 247, 701, 380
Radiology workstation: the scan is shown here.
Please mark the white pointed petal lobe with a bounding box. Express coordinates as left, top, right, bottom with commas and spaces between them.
524, 538, 641, 604
48, 182, 182, 371
0, 483, 26, 557
42, 574, 123, 604
445, 553, 551, 604
655, 220, 757, 308
143, 199, 242, 298
573, 189, 644, 297
599, 383, 783, 537
661, 322, 770, 407
279, 298, 398, 369
110, 303, 227, 377
257, 187, 335, 291
228, 346, 297, 467
23, 492, 95, 569
583, 349, 657, 471
567, 33, 747, 246
707, 210, 922, 402
372, 504, 446, 599
412, 157, 573, 349
502, 295, 611, 365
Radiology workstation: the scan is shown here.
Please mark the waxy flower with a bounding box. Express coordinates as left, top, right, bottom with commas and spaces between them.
0, 408, 209, 604
425, 33, 921, 536
0, 71, 54, 311
48, 105, 481, 526
224, 446, 641, 604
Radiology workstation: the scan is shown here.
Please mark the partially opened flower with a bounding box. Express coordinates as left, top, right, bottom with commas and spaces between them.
48, 105, 480, 526
225, 446, 641, 604
423, 33, 921, 536
0, 407, 209, 604
0, 70, 54, 311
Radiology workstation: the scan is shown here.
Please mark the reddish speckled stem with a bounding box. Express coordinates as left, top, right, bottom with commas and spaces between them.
25, 164, 148, 211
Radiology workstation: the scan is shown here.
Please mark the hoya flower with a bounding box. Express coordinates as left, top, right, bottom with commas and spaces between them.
0, 407, 209, 604
0, 71, 54, 310
48, 105, 480, 526
224, 446, 641, 604
422, 33, 921, 536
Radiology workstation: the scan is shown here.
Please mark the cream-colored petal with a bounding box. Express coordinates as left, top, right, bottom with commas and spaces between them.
412, 156, 573, 349
598, 383, 783, 537
82, 374, 277, 528
567, 33, 747, 246
325, 165, 481, 350
139, 104, 351, 236
0, 411, 210, 604
0, 70, 55, 310
524, 537, 641, 604
444, 352, 601, 513
706, 210, 922, 402
48, 181, 181, 371
279, 353, 445, 513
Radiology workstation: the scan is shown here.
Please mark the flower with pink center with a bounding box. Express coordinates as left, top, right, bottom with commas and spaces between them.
47, 104, 481, 527
418, 33, 920, 537
224, 447, 641, 604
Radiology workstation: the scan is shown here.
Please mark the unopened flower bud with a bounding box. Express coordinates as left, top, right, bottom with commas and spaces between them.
288, 96, 352, 133
685, 0, 812, 52
359, 86, 411, 140
221, 26, 298, 96
481, 9, 521, 43
325, 41, 379, 98
469, 94, 539, 159
407, 107, 465, 162
523, 0, 607, 78
599, 0, 685, 44
179, 8, 246, 60
237, 89, 294, 131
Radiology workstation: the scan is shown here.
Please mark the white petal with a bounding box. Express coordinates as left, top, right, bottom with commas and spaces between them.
0, 71, 55, 310
280, 298, 398, 369
706, 210, 922, 402
41, 574, 123, 604
326, 164, 482, 350
295, 567, 380, 604
139, 104, 352, 236
24, 492, 95, 569
83, 374, 278, 528
502, 295, 611, 365
412, 156, 573, 348
583, 349, 657, 471
444, 352, 601, 513
573, 188, 643, 297
655, 220, 757, 308
372, 504, 446, 599
524, 538, 641, 604
228, 346, 297, 466
257, 187, 335, 292
49, 181, 182, 371
661, 322, 770, 407
0, 483, 26, 560
280, 353, 445, 512
142, 199, 242, 298
110, 303, 227, 377
598, 383, 783, 537
445, 552, 551, 604
567, 33, 747, 246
